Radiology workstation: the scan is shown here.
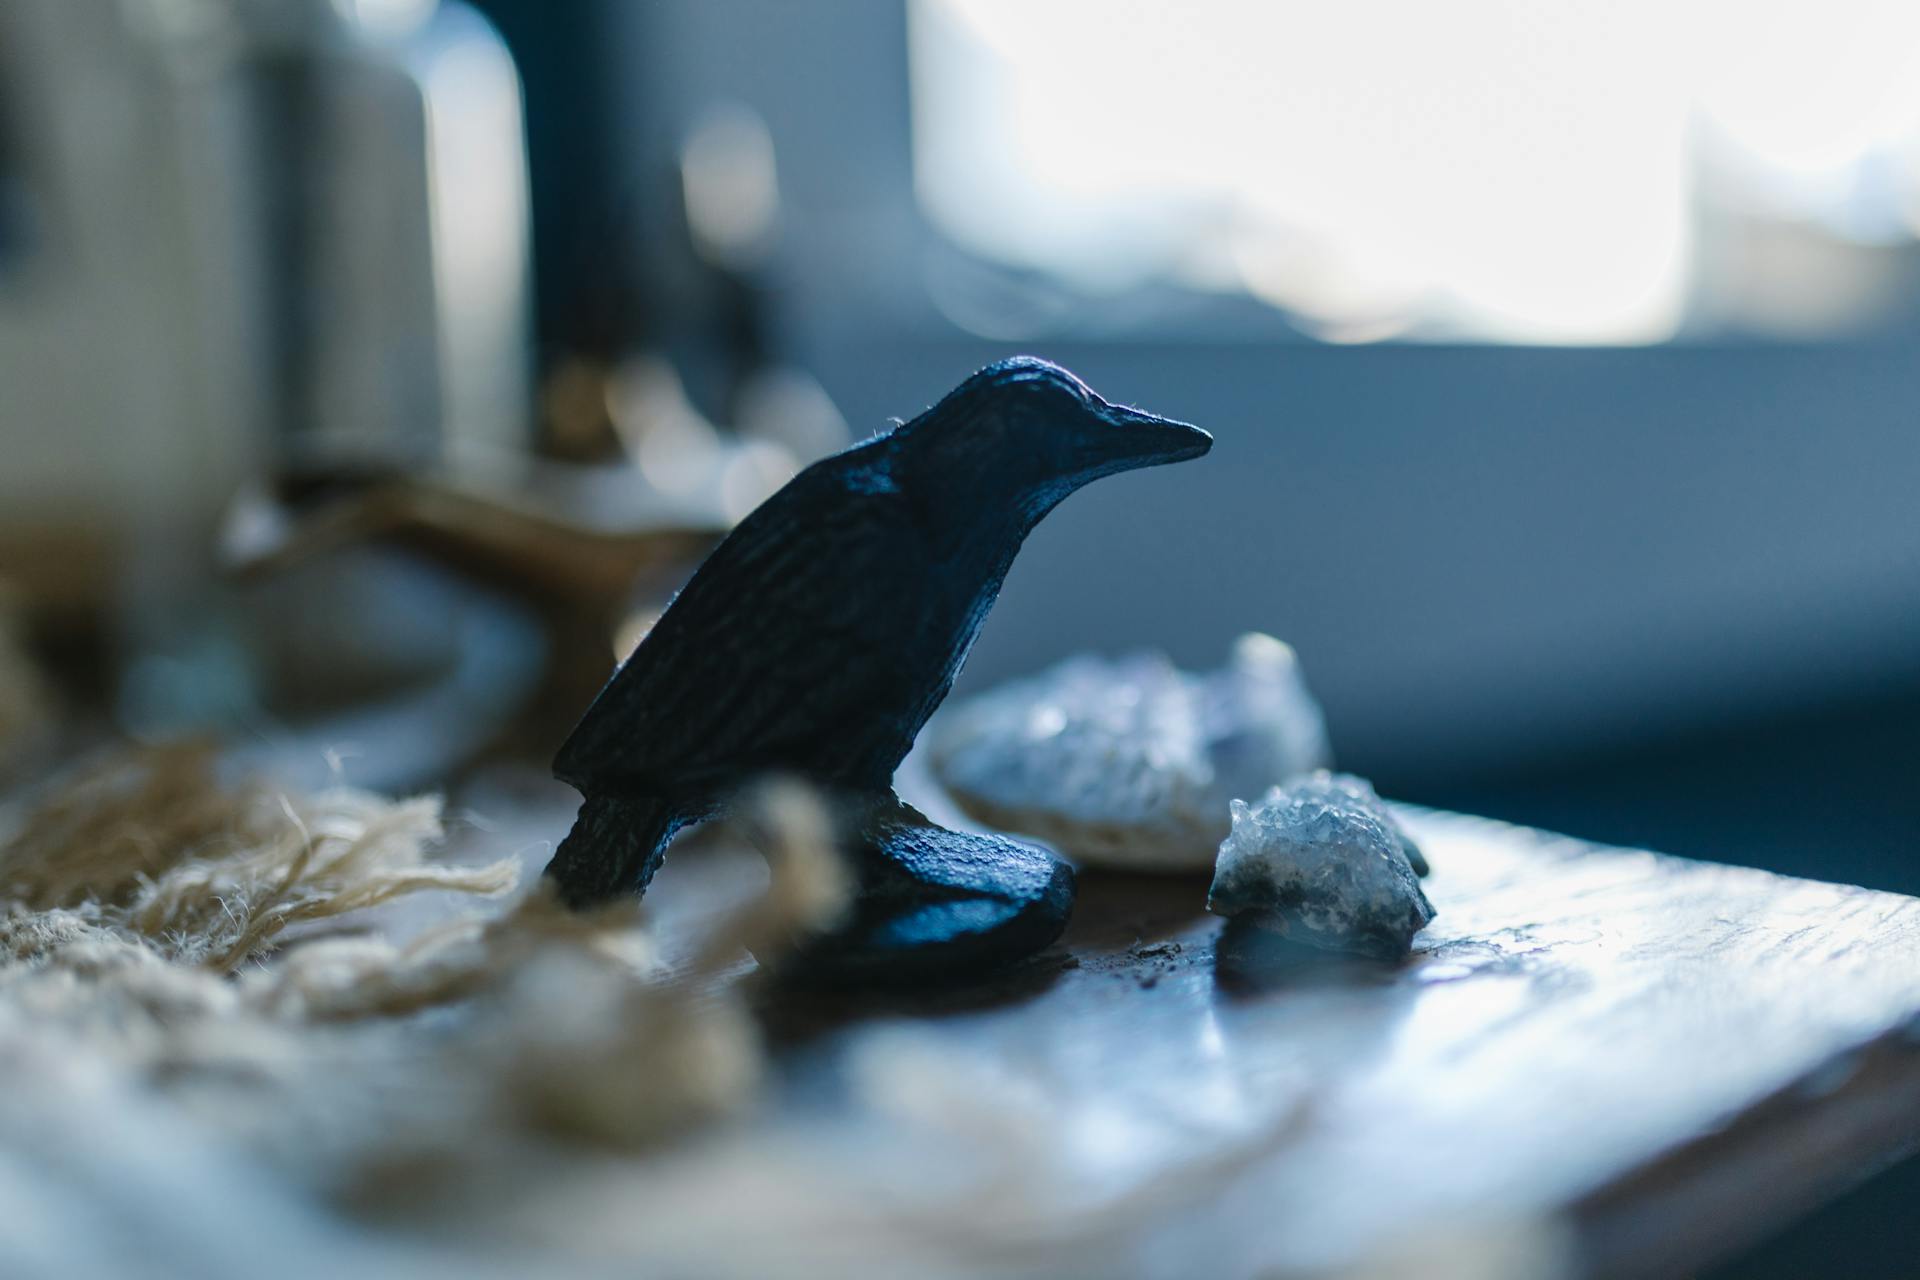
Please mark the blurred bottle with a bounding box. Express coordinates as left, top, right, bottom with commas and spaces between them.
0, 0, 535, 749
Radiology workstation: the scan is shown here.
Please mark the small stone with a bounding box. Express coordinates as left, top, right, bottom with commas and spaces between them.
1206, 772, 1434, 960
928, 634, 1331, 870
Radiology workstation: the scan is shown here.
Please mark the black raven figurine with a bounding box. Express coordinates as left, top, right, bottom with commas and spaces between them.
546, 358, 1211, 954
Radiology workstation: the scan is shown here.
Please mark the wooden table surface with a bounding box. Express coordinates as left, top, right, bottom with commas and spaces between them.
464, 778, 1920, 1279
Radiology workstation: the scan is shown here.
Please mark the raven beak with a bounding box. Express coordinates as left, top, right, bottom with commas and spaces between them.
1097, 402, 1214, 468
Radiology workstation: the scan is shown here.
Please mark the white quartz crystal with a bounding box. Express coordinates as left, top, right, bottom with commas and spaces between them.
1207, 772, 1434, 959
927, 634, 1332, 870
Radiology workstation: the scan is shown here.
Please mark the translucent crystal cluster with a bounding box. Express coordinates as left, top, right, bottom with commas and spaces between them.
928, 634, 1331, 870
1206, 772, 1434, 959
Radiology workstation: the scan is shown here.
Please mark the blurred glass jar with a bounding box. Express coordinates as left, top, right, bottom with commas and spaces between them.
0, 0, 536, 772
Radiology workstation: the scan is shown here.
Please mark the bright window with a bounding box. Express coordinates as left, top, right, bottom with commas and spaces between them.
910, 0, 1920, 343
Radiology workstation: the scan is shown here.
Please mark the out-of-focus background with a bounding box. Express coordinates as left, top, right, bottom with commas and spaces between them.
2, 3, 1918, 1271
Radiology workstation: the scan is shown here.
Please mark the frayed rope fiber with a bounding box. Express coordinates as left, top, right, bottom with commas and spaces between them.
0, 744, 518, 972
0, 740, 850, 1159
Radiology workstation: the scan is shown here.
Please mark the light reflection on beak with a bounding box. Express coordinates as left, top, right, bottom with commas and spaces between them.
1095, 402, 1214, 468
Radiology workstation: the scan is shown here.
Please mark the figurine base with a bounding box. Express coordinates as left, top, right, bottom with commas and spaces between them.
773, 796, 1076, 987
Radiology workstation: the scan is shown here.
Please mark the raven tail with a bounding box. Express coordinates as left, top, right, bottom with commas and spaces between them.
544, 794, 682, 908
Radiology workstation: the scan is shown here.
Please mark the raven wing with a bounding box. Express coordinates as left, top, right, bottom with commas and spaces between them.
553, 467, 927, 793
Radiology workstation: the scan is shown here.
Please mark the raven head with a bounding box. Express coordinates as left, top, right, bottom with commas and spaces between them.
896, 357, 1212, 525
